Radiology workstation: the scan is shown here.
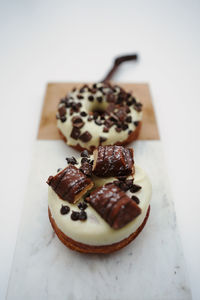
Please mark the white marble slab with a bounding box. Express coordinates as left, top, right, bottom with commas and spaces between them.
7, 141, 192, 300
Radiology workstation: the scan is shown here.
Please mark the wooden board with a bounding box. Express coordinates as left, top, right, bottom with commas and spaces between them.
37, 82, 159, 140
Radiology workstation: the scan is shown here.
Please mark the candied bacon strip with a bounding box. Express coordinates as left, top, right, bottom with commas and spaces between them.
93, 146, 134, 177
86, 183, 141, 229
47, 165, 93, 203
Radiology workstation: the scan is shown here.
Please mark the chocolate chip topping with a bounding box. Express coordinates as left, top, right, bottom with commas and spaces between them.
60, 116, 66, 123
78, 202, 88, 210
60, 205, 70, 215
80, 111, 87, 117
81, 149, 89, 157
66, 156, 78, 165
79, 131, 92, 142
88, 95, 94, 101
71, 210, 87, 221
71, 211, 80, 221
72, 116, 85, 129
47, 165, 93, 203
58, 106, 66, 117
93, 146, 134, 177
131, 195, 140, 204
70, 127, 81, 140
86, 183, 141, 229
130, 184, 142, 193
134, 121, 139, 126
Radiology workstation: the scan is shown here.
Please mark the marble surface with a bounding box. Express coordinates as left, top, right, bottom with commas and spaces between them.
7, 141, 192, 300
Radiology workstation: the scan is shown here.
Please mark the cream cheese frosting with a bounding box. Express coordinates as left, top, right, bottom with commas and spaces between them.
48, 165, 151, 246
57, 83, 142, 150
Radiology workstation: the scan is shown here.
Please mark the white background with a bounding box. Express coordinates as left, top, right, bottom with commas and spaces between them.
0, 0, 200, 299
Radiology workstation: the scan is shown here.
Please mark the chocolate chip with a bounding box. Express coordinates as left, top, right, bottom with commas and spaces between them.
81, 149, 89, 157
79, 211, 87, 221
72, 116, 84, 129
81, 157, 90, 164
71, 211, 80, 221
77, 94, 84, 99
79, 131, 92, 142
130, 184, 142, 193
126, 116, 132, 123
97, 96, 103, 103
77, 102, 82, 107
100, 136, 107, 144
58, 106, 66, 117
131, 195, 140, 204
134, 103, 142, 112
66, 156, 78, 165
126, 107, 131, 113
134, 121, 139, 126
78, 202, 88, 210
88, 95, 94, 101
125, 179, 134, 189
80, 111, 87, 117
70, 127, 81, 139
128, 130, 133, 135
103, 127, 109, 133
93, 83, 97, 88
60, 205, 70, 215
80, 162, 92, 177
72, 88, 76, 92
57, 168, 62, 173
87, 116, 93, 121
122, 124, 128, 130
60, 116, 66, 122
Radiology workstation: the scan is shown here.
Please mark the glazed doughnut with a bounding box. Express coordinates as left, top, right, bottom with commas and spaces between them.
47, 146, 151, 254
57, 82, 142, 152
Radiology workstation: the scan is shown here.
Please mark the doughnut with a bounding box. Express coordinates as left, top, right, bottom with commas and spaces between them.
47, 146, 151, 254
57, 82, 142, 152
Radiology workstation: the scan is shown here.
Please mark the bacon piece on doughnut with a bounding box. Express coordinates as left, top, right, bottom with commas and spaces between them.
86, 183, 141, 229
47, 165, 93, 203
93, 146, 134, 177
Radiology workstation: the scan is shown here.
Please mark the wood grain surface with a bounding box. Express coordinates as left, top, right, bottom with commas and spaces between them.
37, 82, 159, 140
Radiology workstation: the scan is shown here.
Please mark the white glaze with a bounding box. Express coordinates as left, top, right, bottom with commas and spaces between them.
57, 83, 142, 150
48, 165, 151, 246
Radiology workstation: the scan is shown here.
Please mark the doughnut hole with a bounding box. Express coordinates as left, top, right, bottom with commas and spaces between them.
87, 99, 109, 116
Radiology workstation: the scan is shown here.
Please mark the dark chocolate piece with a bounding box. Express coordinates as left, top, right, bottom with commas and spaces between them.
79, 211, 87, 221
70, 127, 81, 140
81, 149, 89, 157
72, 116, 85, 129
47, 165, 93, 203
78, 202, 88, 210
134, 121, 139, 126
60, 116, 66, 123
66, 156, 78, 165
79, 131, 92, 142
103, 127, 109, 133
130, 184, 142, 193
60, 205, 70, 215
88, 95, 94, 101
80, 111, 87, 117
58, 106, 66, 117
86, 183, 141, 229
71, 211, 80, 221
131, 195, 140, 204
93, 146, 134, 178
